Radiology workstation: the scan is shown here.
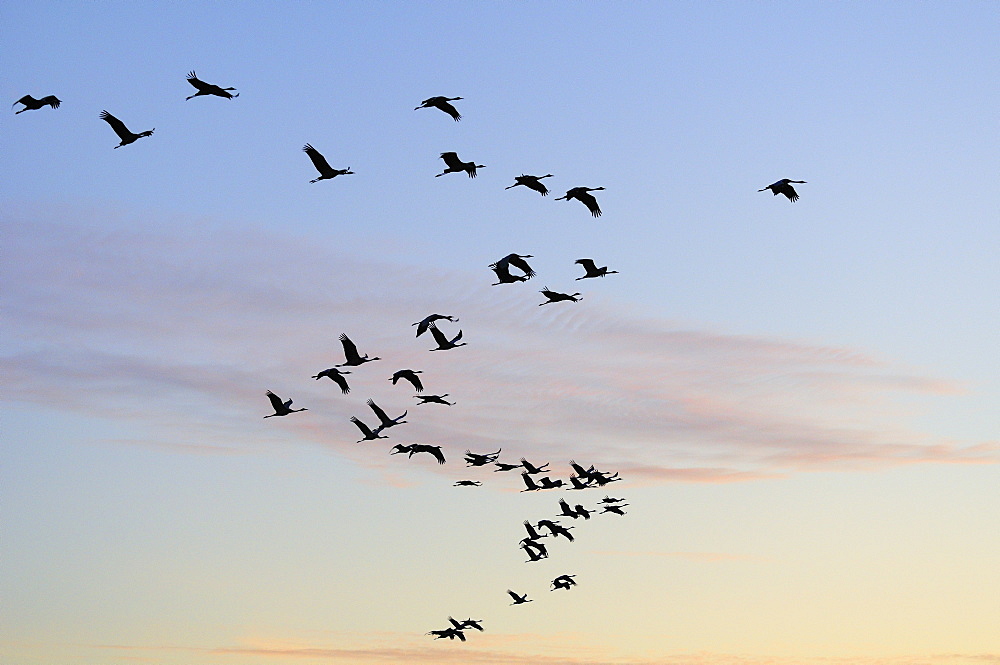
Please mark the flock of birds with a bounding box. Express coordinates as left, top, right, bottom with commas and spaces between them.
15, 74, 807, 644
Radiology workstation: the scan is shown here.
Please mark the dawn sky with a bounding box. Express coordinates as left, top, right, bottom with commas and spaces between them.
3, 2, 999, 664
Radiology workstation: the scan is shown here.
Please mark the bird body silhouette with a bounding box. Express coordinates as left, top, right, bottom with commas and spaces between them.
184, 71, 238, 100
390, 369, 424, 392
556, 187, 604, 217
264, 390, 307, 418
312, 367, 351, 394
351, 416, 388, 442
575, 258, 618, 280
415, 394, 454, 405
367, 399, 407, 429
539, 287, 582, 305
505, 174, 553, 196
408, 443, 446, 464
429, 326, 466, 351
551, 574, 577, 591
303, 144, 353, 183
100, 110, 153, 148
436, 152, 484, 178
412, 314, 458, 337
13, 95, 61, 113
415, 96, 463, 121
454, 480, 482, 487
336, 334, 380, 367
507, 589, 532, 605
759, 179, 807, 202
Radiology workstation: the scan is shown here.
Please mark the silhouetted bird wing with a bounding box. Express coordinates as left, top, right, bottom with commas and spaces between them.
339, 334, 361, 363
404, 372, 423, 392
524, 177, 549, 195
440, 152, 464, 170
575, 258, 598, 273
507, 255, 535, 277
429, 325, 449, 348
185, 72, 213, 92
350, 416, 376, 437
366, 399, 391, 425
437, 100, 461, 121
303, 144, 335, 177
578, 192, 602, 217
99, 111, 132, 140
266, 390, 284, 412
13, 95, 36, 108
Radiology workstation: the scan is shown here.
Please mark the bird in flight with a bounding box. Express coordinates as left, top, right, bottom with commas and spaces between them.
408, 443, 447, 464
539, 287, 582, 305
556, 186, 605, 217
351, 416, 388, 443
551, 574, 577, 591
311, 367, 351, 394
464, 449, 501, 467
414, 394, 454, 406
415, 96, 463, 121
412, 314, 459, 338
454, 480, 482, 487
507, 589, 532, 605
505, 174, 554, 196
99, 110, 154, 148
575, 258, 618, 280
13, 95, 61, 114
263, 390, 307, 418
436, 151, 485, 178
184, 71, 238, 100
336, 334, 380, 367
303, 144, 353, 183
428, 325, 466, 351
390, 369, 424, 392
601, 503, 629, 516
367, 399, 407, 430
759, 179, 807, 202
427, 627, 466, 641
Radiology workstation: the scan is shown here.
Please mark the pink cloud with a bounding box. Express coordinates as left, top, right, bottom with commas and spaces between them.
4, 206, 995, 483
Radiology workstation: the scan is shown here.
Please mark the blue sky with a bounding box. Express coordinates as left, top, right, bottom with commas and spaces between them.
3, 2, 999, 664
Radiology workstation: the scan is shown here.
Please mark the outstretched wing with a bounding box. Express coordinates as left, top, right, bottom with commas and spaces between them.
438, 100, 461, 121
339, 333, 360, 362
524, 176, 549, 195
429, 325, 449, 348
440, 152, 463, 170
331, 372, 350, 394
575, 258, 597, 273
13, 95, 35, 108
99, 110, 131, 140
350, 416, 374, 437
266, 390, 284, 411
405, 372, 423, 392
579, 192, 602, 217
39, 95, 61, 109
303, 144, 334, 177
429, 446, 446, 464
186, 71, 211, 92
507, 255, 535, 277
366, 399, 390, 425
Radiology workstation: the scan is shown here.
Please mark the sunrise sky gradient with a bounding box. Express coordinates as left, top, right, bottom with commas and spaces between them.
3, 2, 999, 664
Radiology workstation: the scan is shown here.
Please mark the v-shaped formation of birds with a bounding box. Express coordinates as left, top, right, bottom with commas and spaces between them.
15, 76, 807, 645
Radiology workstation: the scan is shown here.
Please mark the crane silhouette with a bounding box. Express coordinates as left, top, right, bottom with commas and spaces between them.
412, 314, 458, 337
184, 71, 238, 100
415, 96, 463, 121
551, 574, 577, 591
408, 443, 447, 464
575, 258, 618, 280
414, 394, 454, 405
336, 333, 380, 367
454, 480, 482, 487
263, 390, 307, 418
556, 186, 604, 217
539, 287, 582, 305
13, 95, 61, 113
351, 416, 387, 442
428, 326, 466, 351
520, 458, 550, 474
507, 589, 532, 605
491, 253, 535, 278
601, 503, 629, 516
428, 627, 466, 641
464, 449, 501, 466
99, 110, 153, 148
390, 369, 424, 392
505, 174, 554, 196
311, 367, 351, 394
389, 443, 413, 455
303, 144, 353, 183
491, 262, 529, 285
759, 179, 807, 202
436, 151, 485, 178
366, 399, 407, 429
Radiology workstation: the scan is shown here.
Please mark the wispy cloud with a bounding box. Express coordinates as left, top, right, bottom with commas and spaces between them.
4, 205, 995, 481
